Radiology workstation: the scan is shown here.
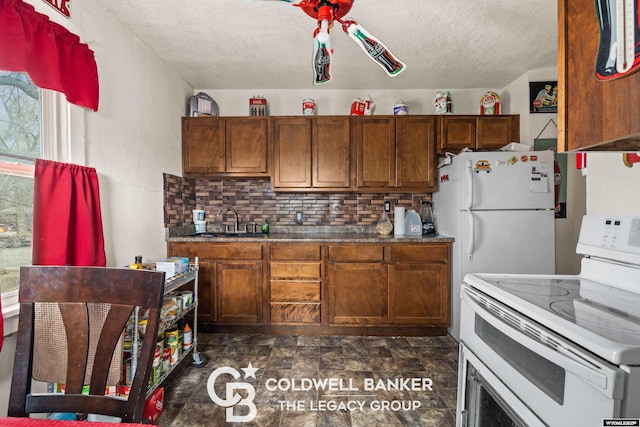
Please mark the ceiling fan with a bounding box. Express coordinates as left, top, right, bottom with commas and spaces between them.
260, 0, 406, 85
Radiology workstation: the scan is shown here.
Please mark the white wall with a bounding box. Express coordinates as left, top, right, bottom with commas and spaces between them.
586, 153, 640, 214
0, 1, 191, 416
71, 2, 192, 267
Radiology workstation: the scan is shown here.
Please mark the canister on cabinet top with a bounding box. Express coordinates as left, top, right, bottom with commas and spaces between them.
302, 98, 316, 115
250, 95, 267, 116
393, 100, 408, 115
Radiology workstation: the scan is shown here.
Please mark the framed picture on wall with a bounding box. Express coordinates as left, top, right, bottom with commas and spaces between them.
529, 81, 558, 113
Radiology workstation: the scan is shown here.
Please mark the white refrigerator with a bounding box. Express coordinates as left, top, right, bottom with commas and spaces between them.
433, 150, 556, 339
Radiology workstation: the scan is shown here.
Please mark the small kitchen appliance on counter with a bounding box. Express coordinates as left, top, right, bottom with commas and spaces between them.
457, 215, 640, 426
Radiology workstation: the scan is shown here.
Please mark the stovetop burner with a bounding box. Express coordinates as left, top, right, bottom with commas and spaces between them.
549, 299, 640, 344
493, 278, 576, 297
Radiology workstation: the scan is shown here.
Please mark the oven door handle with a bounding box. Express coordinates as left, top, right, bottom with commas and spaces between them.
462, 287, 622, 399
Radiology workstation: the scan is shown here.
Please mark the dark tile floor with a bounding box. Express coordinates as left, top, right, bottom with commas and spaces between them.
156, 333, 459, 427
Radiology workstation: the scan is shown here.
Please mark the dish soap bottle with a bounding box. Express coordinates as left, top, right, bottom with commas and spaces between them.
404, 210, 422, 237
376, 202, 393, 235
420, 201, 437, 235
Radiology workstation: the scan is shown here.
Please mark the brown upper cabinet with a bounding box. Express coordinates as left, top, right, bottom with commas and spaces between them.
354, 117, 395, 189
438, 115, 519, 153
354, 116, 437, 193
182, 117, 269, 177
558, 0, 640, 151
272, 116, 351, 191
182, 114, 516, 192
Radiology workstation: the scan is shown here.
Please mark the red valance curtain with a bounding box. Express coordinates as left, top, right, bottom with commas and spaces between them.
32, 159, 106, 267
0, 0, 99, 111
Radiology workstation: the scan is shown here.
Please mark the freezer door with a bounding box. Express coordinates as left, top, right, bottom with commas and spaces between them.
459, 151, 554, 210
460, 209, 555, 274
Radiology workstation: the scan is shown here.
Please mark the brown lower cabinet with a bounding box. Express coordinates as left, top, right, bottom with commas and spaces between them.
167, 240, 450, 335
217, 261, 262, 324
327, 244, 387, 325
269, 243, 322, 324
389, 244, 450, 325
328, 243, 450, 327
167, 243, 263, 325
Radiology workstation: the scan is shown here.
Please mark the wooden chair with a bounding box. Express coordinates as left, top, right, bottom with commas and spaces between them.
8, 266, 165, 423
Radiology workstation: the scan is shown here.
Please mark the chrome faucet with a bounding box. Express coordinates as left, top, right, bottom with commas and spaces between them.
216, 206, 239, 233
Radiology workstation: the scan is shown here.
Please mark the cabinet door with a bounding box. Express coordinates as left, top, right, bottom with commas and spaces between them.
396, 116, 437, 191
476, 116, 518, 150
313, 117, 351, 189
182, 117, 224, 175
225, 117, 269, 175
389, 262, 449, 325
355, 117, 395, 189
217, 261, 263, 324
560, 0, 640, 150
328, 262, 387, 325
272, 117, 312, 188
438, 116, 476, 153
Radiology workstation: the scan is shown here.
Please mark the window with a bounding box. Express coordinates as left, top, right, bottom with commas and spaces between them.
0, 71, 41, 298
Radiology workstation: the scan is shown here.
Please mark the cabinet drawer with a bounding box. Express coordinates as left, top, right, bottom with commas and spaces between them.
269, 244, 321, 260
170, 243, 263, 260
270, 303, 320, 323
270, 280, 320, 302
328, 245, 384, 261
270, 262, 321, 278
391, 244, 449, 262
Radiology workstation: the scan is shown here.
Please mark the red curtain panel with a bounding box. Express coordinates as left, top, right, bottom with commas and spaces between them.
32, 159, 106, 267
0, 0, 99, 111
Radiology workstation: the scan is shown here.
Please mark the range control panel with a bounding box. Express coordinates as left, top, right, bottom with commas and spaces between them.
577, 215, 640, 263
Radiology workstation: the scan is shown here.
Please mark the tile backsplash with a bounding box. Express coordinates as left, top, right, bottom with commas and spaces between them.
164, 173, 430, 228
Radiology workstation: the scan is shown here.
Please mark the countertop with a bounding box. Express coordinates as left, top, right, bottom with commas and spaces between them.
167, 232, 453, 244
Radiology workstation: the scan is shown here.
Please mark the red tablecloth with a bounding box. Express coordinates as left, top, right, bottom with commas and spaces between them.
0, 418, 139, 426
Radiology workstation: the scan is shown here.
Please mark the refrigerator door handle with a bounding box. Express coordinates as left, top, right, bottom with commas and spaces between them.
465, 209, 475, 259
465, 159, 474, 210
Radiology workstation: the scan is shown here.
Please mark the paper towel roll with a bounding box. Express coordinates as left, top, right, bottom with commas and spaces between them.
394, 207, 405, 236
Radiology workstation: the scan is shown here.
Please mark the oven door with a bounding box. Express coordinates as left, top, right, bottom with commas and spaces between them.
457, 285, 626, 427
458, 345, 544, 426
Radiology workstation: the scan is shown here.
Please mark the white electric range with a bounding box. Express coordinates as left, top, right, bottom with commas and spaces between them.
457, 215, 640, 427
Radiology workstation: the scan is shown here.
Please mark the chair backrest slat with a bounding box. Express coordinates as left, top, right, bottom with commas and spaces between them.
59, 303, 90, 394
89, 304, 134, 395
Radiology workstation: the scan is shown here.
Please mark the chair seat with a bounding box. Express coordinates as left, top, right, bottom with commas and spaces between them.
0, 417, 140, 426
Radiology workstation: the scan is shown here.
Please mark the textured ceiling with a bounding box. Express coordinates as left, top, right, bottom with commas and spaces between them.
94, 0, 558, 90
